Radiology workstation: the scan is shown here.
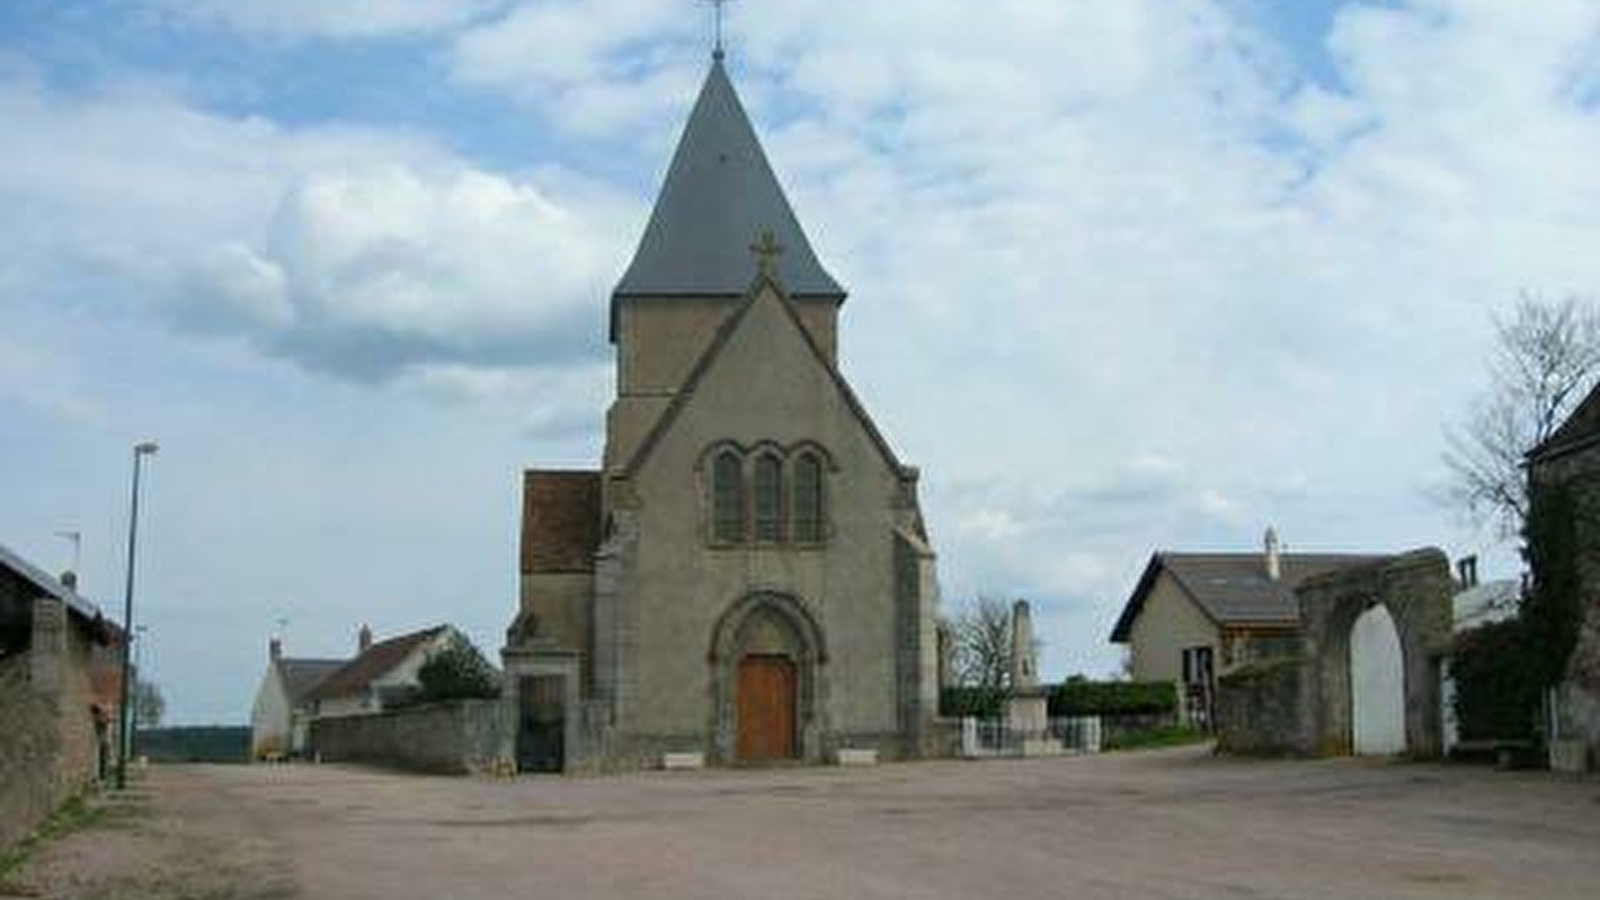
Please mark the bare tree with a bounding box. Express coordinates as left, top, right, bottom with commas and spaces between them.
946, 596, 1044, 689
948, 596, 1013, 689
1444, 294, 1600, 537
133, 678, 165, 729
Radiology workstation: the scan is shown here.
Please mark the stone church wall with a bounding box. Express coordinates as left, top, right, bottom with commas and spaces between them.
621, 288, 918, 758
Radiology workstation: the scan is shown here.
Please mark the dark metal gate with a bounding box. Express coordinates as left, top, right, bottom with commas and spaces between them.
517, 675, 565, 773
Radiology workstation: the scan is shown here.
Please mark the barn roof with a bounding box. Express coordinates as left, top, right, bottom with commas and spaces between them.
0, 541, 116, 644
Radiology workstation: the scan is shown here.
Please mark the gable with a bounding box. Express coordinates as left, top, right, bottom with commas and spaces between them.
1113, 561, 1221, 644
1530, 379, 1600, 462
624, 275, 905, 482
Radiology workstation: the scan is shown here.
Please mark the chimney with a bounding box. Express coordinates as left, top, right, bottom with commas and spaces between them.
1457, 555, 1479, 589
358, 624, 373, 654
1264, 527, 1282, 581
59, 571, 78, 592
269, 636, 282, 662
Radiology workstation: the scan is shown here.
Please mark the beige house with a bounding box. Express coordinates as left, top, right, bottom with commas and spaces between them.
248, 638, 342, 759
1110, 531, 1379, 727
503, 52, 942, 771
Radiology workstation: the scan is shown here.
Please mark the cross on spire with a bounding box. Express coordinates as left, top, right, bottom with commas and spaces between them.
751, 228, 784, 278
705, 0, 735, 60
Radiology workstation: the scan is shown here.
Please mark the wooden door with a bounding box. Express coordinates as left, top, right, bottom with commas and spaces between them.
736, 655, 797, 760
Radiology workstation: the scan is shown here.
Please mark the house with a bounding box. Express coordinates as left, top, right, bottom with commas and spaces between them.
0, 542, 121, 851
307, 624, 455, 719
1109, 529, 1381, 727
1525, 382, 1600, 771
502, 49, 942, 771
248, 637, 343, 759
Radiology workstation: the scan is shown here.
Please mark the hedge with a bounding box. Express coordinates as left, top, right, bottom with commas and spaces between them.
939, 686, 1009, 719
1049, 678, 1177, 717
940, 679, 1178, 719
136, 726, 251, 763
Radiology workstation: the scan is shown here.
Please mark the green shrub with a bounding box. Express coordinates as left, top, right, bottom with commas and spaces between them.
1049, 677, 1177, 717
939, 686, 1008, 719
1452, 619, 1541, 743
1522, 481, 1585, 689
417, 636, 500, 703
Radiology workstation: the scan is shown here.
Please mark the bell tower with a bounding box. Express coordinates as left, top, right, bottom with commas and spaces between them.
603, 53, 847, 472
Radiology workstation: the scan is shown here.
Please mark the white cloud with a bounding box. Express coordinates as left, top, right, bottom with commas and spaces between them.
141, 0, 506, 39
0, 79, 634, 383
450, 0, 699, 136
6, 0, 1600, 703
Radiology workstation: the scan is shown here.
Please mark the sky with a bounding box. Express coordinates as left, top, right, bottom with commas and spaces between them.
2, 0, 1599, 724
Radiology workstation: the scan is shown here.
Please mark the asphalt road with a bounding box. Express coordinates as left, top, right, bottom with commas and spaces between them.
11, 747, 1600, 900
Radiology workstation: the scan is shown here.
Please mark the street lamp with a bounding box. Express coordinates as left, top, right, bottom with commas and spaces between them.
116, 440, 158, 790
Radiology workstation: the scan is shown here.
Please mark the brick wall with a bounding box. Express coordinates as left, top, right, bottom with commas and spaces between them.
310, 699, 512, 775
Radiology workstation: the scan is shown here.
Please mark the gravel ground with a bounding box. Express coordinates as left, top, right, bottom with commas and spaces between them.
6, 747, 1599, 900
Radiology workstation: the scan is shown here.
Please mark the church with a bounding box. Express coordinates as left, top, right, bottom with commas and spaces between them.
502, 49, 943, 771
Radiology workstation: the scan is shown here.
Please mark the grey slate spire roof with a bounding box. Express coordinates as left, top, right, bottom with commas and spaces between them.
612, 56, 844, 327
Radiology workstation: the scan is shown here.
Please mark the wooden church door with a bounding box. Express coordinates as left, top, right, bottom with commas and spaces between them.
736, 655, 797, 760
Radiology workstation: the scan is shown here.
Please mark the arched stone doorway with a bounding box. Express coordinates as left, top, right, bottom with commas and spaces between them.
708, 592, 829, 763
1350, 603, 1406, 755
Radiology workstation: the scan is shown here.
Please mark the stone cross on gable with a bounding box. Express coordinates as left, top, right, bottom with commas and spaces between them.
751, 228, 784, 279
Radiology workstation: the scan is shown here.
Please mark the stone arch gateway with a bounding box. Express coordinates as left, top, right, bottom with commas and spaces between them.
1216, 549, 1454, 757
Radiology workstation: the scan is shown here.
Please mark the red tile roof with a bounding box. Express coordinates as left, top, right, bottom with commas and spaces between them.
308, 625, 446, 701
520, 470, 602, 574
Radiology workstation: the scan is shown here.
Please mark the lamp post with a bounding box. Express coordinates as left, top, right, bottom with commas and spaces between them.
116, 441, 158, 790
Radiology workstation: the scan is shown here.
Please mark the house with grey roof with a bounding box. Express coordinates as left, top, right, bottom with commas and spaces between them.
249, 636, 344, 759
1109, 530, 1383, 727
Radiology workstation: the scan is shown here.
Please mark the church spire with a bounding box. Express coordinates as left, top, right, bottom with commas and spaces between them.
611, 50, 845, 337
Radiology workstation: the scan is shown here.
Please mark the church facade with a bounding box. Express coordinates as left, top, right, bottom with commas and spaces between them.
503, 54, 942, 770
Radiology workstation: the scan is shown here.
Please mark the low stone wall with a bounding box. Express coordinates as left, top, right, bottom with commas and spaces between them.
310, 699, 512, 775
1100, 711, 1179, 745
1216, 658, 1307, 755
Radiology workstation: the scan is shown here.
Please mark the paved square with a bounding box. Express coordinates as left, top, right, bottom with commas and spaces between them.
13, 748, 1600, 899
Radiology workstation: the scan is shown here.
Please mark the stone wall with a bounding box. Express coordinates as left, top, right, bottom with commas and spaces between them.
1216, 658, 1306, 755
0, 600, 107, 853
310, 699, 512, 775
